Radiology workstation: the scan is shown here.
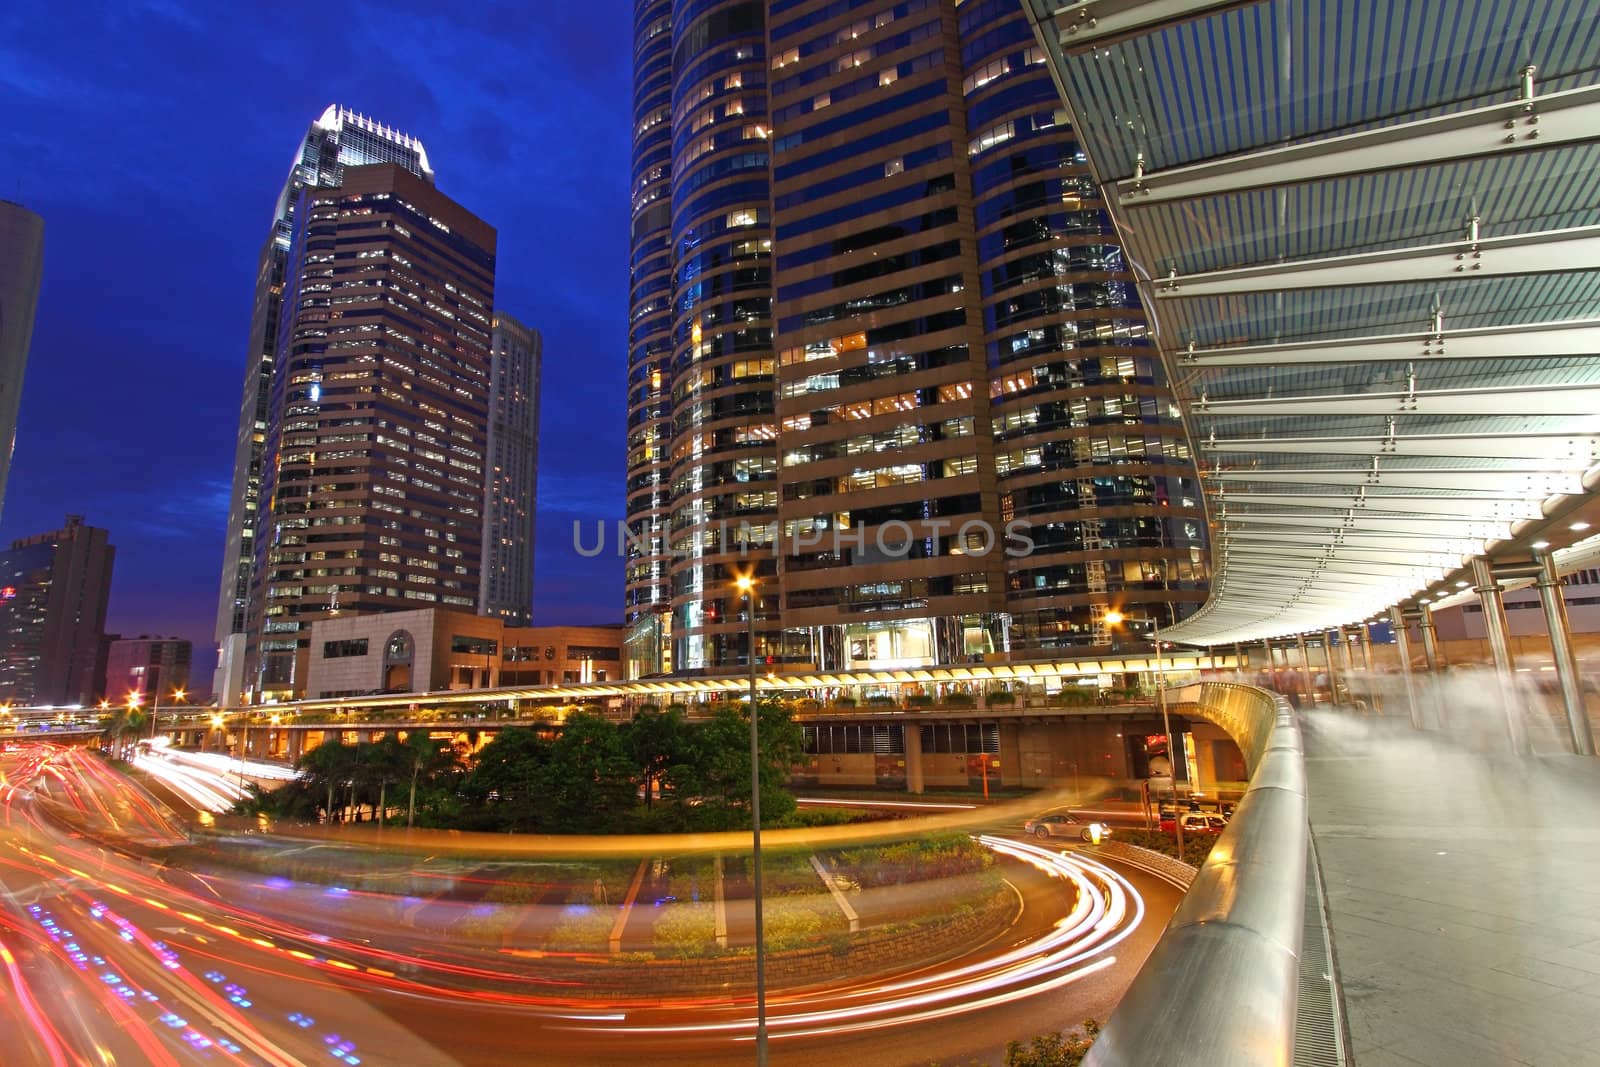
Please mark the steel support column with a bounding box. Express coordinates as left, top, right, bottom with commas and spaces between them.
1470, 556, 1530, 754
1418, 605, 1446, 730
1323, 630, 1343, 705
1389, 607, 1425, 730
1296, 634, 1316, 708
1534, 552, 1597, 756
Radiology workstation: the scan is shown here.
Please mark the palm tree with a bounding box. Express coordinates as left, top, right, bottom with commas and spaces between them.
395, 731, 463, 828
297, 741, 360, 824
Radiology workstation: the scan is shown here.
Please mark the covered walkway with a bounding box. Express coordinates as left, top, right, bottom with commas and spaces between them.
1303, 704, 1600, 1066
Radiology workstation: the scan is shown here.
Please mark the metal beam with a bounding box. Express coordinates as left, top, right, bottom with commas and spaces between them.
1153, 225, 1600, 299
1179, 320, 1600, 369
1202, 433, 1600, 461
1195, 382, 1600, 418
1116, 82, 1600, 203
1224, 551, 1467, 571
1030, 0, 1244, 51
1221, 529, 1482, 552
1207, 469, 1585, 494
1219, 513, 1512, 538
1217, 494, 1544, 519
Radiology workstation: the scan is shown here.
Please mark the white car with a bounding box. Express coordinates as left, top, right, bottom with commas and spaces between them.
1023, 813, 1112, 842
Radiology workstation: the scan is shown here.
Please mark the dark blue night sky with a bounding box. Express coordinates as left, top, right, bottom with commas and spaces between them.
1, 2, 634, 682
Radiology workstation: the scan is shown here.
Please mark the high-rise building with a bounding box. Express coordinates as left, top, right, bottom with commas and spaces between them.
625, 0, 1208, 674
103, 636, 192, 706
0, 515, 115, 706
623, 1, 678, 645
243, 162, 496, 701
0, 201, 44, 526
213, 107, 435, 704
479, 313, 541, 626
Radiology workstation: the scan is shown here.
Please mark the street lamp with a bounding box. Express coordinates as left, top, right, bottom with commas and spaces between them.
734, 572, 768, 1066
1105, 610, 1184, 863
144, 686, 186, 742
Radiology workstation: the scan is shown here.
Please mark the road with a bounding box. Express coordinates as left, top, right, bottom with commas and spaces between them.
0, 745, 1182, 1066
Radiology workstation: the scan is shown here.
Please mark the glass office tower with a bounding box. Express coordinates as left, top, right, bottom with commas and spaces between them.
479, 313, 542, 627
627, 0, 1207, 673
245, 164, 496, 700
213, 107, 435, 703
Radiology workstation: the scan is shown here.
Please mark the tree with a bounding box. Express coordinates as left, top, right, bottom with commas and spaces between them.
297, 741, 361, 824
537, 713, 636, 832
99, 706, 148, 758
395, 731, 464, 828
463, 726, 553, 830
672, 702, 804, 829
620, 706, 690, 809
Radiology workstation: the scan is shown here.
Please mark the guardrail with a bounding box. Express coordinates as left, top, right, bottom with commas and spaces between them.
1086, 682, 1308, 1067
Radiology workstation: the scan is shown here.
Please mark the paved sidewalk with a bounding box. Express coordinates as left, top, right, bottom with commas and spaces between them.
1301, 708, 1600, 1066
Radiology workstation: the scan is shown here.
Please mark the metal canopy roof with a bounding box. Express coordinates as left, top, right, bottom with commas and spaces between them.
1024, 0, 1600, 644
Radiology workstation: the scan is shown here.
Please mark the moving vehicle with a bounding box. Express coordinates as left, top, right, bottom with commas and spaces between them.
1024, 812, 1113, 842
1159, 812, 1228, 835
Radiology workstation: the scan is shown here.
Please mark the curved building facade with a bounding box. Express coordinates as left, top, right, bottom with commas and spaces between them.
664, 0, 781, 673
960, 0, 1208, 647
626, 0, 1206, 674
624, 0, 677, 634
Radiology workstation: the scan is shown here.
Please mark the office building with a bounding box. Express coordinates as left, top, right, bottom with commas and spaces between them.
104, 636, 192, 705
624, 0, 1207, 675
0, 515, 115, 706
0, 201, 44, 525
479, 313, 541, 626
213, 107, 436, 704
242, 161, 496, 701
305, 606, 621, 698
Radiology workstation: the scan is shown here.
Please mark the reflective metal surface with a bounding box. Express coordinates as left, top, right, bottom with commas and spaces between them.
1086, 683, 1307, 1067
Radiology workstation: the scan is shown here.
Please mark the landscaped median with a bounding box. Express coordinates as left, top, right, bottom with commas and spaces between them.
162, 831, 1026, 996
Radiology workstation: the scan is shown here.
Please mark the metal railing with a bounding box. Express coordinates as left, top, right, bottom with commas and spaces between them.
1086, 682, 1309, 1067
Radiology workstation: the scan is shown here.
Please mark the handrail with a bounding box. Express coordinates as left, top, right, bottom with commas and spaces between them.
1086, 682, 1307, 1067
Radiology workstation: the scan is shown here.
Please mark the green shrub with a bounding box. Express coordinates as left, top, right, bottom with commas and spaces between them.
986, 689, 1016, 705
904, 693, 934, 707
865, 695, 897, 707
456, 906, 518, 946
1116, 828, 1219, 865
1004, 1021, 1100, 1067
654, 903, 719, 958
833, 696, 857, 708
545, 906, 616, 953
764, 900, 825, 950
484, 877, 542, 905
945, 692, 976, 708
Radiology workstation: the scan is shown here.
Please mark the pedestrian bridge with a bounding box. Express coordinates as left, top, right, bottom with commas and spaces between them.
1020, 0, 1600, 1062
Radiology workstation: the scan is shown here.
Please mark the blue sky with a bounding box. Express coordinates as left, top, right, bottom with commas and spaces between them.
0, 1, 634, 675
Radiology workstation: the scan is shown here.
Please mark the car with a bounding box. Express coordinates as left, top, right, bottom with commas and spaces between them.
1024, 813, 1113, 842
1159, 812, 1228, 835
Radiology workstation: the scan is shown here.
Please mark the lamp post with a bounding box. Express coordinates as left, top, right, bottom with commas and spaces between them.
144, 686, 185, 743
734, 572, 768, 1066
1106, 610, 1183, 863
237, 713, 249, 796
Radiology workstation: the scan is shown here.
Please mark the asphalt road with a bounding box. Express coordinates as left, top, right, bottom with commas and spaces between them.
0, 746, 1182, 1066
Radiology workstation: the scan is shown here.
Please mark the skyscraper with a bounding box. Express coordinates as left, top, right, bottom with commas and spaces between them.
242, 162, 496, 702
213, 107, 435, 704
0, 201, 44, 525
625, 0, 1208, 674
0, 515, 115, 707
479, 313, 541, 626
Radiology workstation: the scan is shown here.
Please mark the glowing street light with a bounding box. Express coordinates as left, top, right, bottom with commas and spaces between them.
1104, 609, 1184, 861
734, 570, 768, 1066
